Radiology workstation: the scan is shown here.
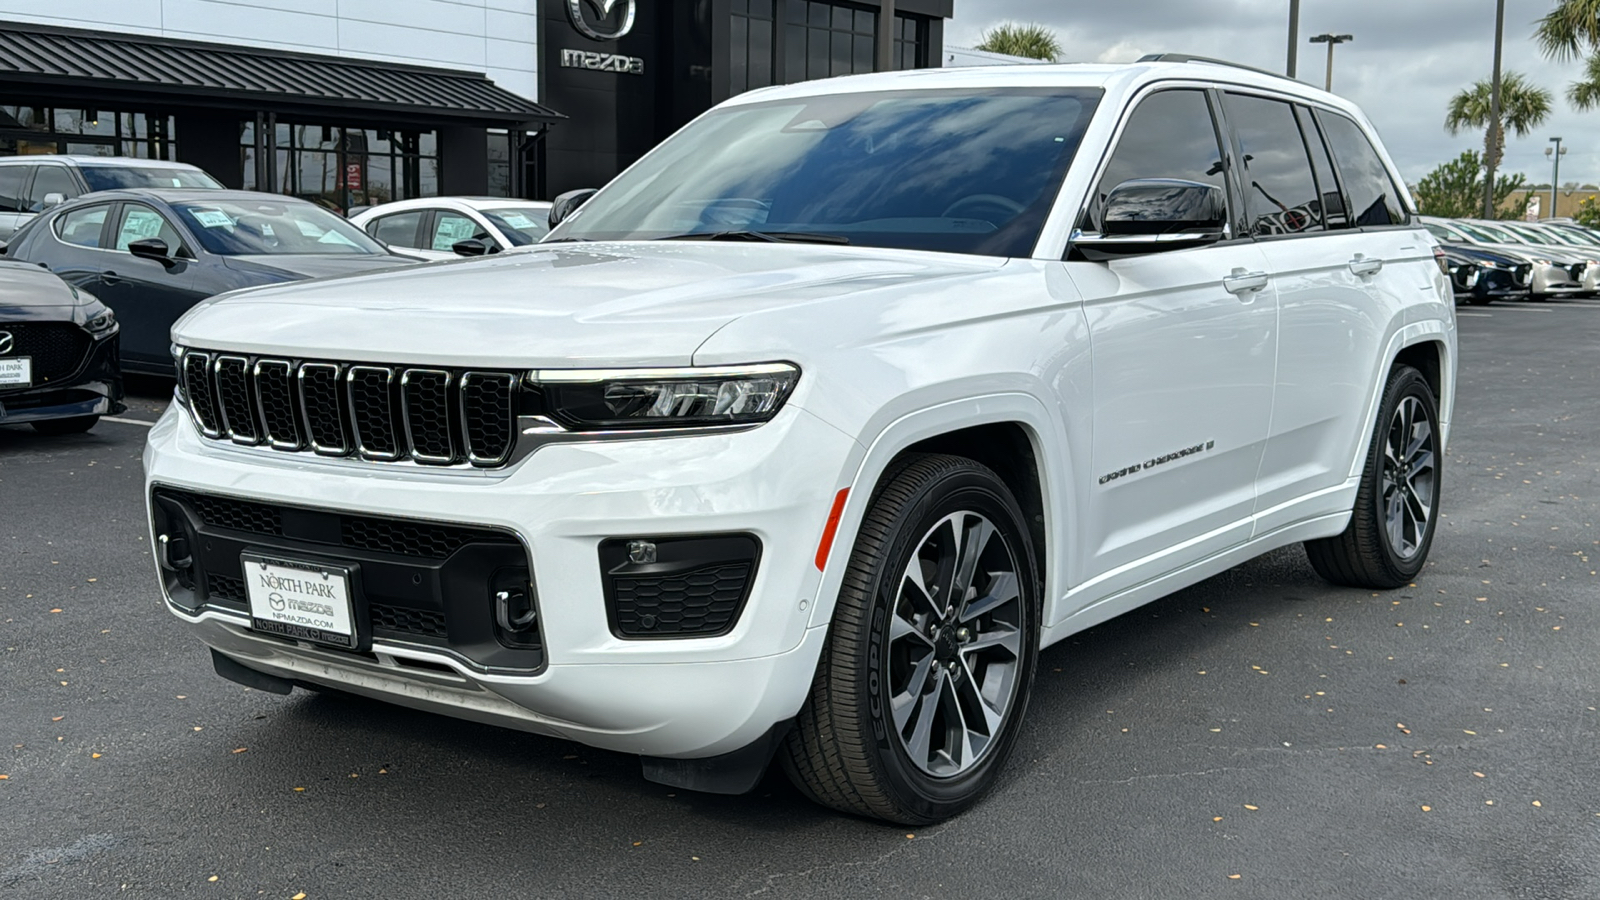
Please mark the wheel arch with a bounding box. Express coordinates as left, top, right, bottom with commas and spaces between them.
1347, 323, 1455, 481
806, 393, 1073, 634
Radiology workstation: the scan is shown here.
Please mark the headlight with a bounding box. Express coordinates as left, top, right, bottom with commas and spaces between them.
1534, 258, 1554, 267
86, 309, 116, 334
534, 363, 799, 430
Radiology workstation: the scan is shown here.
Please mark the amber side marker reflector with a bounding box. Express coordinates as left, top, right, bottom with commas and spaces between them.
814, 488, 850, 571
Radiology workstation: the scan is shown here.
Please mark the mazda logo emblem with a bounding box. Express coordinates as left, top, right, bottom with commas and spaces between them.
567, 0, 635, 41
0, 332, 12, 355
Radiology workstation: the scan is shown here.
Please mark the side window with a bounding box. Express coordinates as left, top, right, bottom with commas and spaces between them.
27, 166, 77, 212
115, 204, 186, 254
1223, 93, 1323, 236
1295, 106, 1350, 229
1088, 89, 1228, 231
1319, 112, 1408, 227
431, 212, 485, 251
1423, 223, 1454, 242
0, 166, 28, 213
368, 211, 423, 249
55, 204, 111, 248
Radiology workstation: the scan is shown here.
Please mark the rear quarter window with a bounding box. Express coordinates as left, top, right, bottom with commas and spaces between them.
1319, 112, 1408, 227
0, 165, 28, 213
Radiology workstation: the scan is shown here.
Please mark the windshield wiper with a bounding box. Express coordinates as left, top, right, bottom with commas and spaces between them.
658, 230, 850, 245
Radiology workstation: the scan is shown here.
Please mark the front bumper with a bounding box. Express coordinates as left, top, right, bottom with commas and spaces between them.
1531, 264, 1586, 297
144, 401, 857, 758
0, 331, 124, 424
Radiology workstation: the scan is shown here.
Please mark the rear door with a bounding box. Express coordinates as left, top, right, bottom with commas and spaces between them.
1250, 103, 1431, 534
1061, 87, 1278, 603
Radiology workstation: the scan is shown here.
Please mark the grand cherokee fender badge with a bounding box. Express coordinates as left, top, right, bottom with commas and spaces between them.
1099, 440, 1216, 485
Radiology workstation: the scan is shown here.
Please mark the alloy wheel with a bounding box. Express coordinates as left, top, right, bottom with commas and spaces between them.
1381, 395, 1436, 560
885, 511, 1024, 779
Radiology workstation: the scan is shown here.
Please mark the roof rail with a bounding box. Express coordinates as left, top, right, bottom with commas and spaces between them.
1136, 53, 1295, 83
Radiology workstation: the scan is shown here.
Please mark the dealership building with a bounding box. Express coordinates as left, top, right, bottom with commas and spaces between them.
0, 0, 953, 207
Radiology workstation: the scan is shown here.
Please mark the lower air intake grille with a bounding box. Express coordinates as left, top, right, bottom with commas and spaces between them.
370, 604, 449, 638
599, 534, 761, 639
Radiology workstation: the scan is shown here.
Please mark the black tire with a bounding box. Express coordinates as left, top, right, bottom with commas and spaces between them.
781, 454, 1040, 824
31, 415, 99, 435
1305, 365, 1442, 589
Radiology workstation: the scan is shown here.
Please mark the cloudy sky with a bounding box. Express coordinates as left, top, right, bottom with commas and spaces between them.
948, 0, 1598, 187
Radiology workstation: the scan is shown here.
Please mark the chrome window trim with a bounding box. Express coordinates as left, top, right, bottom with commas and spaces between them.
400, 368, 457, 465
459, 371, 517, 466
252, 358, 302, 452
213, 355, 261, 446
347, 365, 403, 462
296, 362, 349, 457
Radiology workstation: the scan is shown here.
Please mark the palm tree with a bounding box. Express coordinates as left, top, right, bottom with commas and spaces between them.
1536, 0, 1600, 60
974, 23, 1063, 62
1568, 53, 1600, 109
1445, 71, 1553, 172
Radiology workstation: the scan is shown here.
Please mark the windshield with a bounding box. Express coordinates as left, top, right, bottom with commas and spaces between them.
1501, 224, 1556, 245
80, 166, 222, 192
1457, 221, 1520, 243
550, 88, 1101, 257
1551, 225, 1600, 246
482, 206, 550, 245
172, 199, 389, 256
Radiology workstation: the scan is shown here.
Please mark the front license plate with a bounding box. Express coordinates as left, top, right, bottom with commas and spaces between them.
242, 554, 357, 649
0, 357, 31, 387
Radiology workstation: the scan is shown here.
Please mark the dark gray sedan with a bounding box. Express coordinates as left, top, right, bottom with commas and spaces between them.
0, 189, 415, 374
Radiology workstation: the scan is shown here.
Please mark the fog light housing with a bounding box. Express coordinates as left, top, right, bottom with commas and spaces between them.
600, 534, 761, 638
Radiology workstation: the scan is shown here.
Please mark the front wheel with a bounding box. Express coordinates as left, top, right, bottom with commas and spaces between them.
781, 454, 1039, 824
1306, 365, 1441, 588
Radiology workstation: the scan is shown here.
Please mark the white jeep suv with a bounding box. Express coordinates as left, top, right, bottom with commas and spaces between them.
146, 56, 1455, 824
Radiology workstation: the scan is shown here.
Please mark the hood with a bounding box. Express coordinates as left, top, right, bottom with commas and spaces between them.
220, 253, 417, 282
174, 243, 1005, 368
1462, 242, 1581, 265
1442, 244, 1527, 267
0, 260, 83, 312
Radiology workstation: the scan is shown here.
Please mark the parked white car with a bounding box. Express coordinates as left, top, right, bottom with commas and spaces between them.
147, 56, 1456, 824
348, 196, 553, 260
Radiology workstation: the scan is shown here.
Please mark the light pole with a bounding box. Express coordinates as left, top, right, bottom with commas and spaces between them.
1287, 0, 1301, 78
1309, 33, 1353, 92
1546, 137, 1568, 219
1485, 0, 1507, 219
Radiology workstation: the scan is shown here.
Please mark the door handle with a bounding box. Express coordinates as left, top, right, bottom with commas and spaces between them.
102, 271, 121, 285
1223, 269, 1269, 295
1349, 255, 1384, 277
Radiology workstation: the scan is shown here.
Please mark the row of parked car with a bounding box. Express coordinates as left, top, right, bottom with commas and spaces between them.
0, 155, 554, 434
1427, 215, 1600, 304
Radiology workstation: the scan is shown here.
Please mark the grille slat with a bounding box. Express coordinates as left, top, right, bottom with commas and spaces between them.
180, 350, 518, 468
349, 366, 402, 461
182, 351, 223, 437
401, 369, 455, 463
461, 372, 515, 464
254, 360, 301, 450
214, 356, 260, 445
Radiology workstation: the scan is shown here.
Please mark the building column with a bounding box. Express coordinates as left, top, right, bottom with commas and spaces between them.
439, 126, 489, 195
877, 0, 896, 71
174, 111, 245, 188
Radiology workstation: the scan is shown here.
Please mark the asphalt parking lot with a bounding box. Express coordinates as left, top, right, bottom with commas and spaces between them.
4, 297, 1600, 899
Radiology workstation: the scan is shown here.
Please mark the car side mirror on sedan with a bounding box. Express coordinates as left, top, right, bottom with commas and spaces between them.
1074, 178, 1228, 260
127, 237, 176, 267
451, 238, 496, 257
548, 188, 598, 229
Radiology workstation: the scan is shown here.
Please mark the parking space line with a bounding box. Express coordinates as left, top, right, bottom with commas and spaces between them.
1457, 312, 1493, 317
103, 417, 156, 428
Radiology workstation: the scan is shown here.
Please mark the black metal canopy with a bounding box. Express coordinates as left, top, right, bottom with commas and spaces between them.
0, 22, 562, 127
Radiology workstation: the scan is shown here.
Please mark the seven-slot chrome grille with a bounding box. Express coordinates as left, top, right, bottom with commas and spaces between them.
179, 349, 519, 467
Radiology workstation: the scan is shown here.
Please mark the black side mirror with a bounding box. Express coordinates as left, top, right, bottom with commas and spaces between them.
451, 238, 494, 257
1076, 178, 1228, 259
127, 237, 175, 265
548, 188, 598, 229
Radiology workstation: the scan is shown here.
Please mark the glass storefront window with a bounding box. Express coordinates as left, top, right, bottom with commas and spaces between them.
487, 130, 512, 197
1, 106, 175, 159
240, 122, 438, 211
782, 1, 881, 84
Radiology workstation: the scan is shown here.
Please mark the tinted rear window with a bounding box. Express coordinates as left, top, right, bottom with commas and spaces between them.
79, 166, 222, 192
1319, 112, 1407, 227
